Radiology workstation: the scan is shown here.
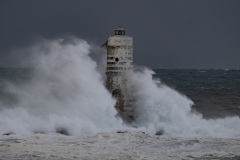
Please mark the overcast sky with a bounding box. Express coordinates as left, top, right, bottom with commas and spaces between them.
0, 0, 240, 69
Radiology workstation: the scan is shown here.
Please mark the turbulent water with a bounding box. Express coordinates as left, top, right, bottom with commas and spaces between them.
0, 38, 240, 159
155, 69, 240, 119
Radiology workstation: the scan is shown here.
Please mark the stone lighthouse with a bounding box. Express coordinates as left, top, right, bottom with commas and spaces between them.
102, 25, 134, 120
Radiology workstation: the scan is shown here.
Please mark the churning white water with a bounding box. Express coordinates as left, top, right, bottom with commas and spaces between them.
130, 70, 240, 137
0, 38, 126, 135
0, 37, 240, 138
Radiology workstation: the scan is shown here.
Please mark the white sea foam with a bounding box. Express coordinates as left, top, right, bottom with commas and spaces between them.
0, 38, 126, 135
130, 69, 240, 138
0, 37, 240, 138
1, 132, 240, 159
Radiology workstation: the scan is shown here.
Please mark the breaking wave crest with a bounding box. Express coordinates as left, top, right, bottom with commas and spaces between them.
130, 70, 240, 137
1, 37, 240, 138
0, 38, 126, 135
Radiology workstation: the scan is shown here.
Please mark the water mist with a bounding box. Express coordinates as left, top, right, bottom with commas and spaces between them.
0, 37, 240, 138
0, 38, 125, 135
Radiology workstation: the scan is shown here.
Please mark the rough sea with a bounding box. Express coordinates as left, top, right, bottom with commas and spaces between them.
0, 38, 240, 159
155, 69, 240, 119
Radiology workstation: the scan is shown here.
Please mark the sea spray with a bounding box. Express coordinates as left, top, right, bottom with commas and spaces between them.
0, 38, 126, 135
130, 69, 240, 137
0, 37, 240, 138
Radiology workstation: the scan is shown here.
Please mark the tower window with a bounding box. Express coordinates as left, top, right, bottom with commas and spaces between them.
115, 30, 125, 35
115, 58, 119, 62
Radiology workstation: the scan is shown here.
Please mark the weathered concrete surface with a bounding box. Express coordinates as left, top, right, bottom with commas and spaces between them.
103, 26, 134, 119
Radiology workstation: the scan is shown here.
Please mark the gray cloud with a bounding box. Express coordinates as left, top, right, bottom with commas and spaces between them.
0, 0, 240, 69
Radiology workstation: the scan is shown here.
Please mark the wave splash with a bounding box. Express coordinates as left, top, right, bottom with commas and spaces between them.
130, 69, 240, 138
0, 37, 240, 138
0, 38, 125, 135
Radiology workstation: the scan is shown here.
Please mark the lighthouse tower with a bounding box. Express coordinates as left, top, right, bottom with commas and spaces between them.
102, 25, 133, 119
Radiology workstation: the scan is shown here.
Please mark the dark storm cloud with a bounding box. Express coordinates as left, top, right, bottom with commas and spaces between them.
0, 0, 240, 69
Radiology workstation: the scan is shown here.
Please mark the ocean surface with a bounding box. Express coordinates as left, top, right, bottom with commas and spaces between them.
154, 69, 240, 119
0, 39, 240, 159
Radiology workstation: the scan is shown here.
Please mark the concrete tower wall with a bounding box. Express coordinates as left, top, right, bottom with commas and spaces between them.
107, 36, 133, 72
103, 27, 134, 118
